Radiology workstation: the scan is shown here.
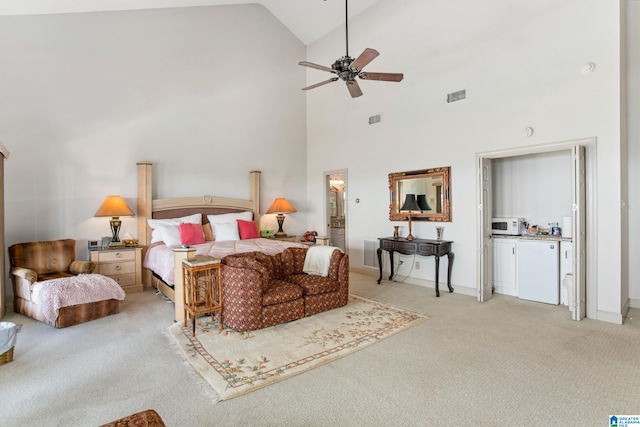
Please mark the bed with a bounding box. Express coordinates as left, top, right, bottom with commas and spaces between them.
136, 162, 305, 322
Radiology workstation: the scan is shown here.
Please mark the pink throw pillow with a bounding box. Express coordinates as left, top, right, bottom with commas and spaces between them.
237, 219, 260, 240
179, 222, 205, 245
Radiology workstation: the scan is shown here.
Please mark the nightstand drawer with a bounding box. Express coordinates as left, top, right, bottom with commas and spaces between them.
98, 261, 135, 276
90, 246, 142, 294
109, 273, 136, 287
97, 250, 136, 262
272, 236, 297, 242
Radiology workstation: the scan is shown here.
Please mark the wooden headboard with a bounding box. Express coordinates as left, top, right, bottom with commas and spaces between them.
136, 162, 261, 288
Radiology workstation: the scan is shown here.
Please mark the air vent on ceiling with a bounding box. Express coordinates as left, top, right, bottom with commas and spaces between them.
368, 114, 382, 125
447, 89, 467, 103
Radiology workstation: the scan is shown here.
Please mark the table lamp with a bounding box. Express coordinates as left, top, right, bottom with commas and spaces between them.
95, 195, 135, 247
266, 198, 296, 237
399, 194, 420, 241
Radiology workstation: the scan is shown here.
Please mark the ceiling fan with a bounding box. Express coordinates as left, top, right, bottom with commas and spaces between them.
298, 0, 404, 98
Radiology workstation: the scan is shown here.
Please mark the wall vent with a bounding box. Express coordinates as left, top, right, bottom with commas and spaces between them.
368, 114, 382, 125
446, 89, 467, 103
363, 240, 380, 268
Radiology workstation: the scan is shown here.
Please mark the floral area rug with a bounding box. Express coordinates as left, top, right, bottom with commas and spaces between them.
167, 294, 428, 401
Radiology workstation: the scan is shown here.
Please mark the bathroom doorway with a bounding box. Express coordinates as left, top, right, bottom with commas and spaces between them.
325, 170, 347, 252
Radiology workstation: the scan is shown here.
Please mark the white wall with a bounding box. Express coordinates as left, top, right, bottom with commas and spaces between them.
492, 150, 573, 229
305, 0, 628, 320
0, 5, 307, 296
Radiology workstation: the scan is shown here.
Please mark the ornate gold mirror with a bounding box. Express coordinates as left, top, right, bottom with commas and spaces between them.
389, 167, 451, 222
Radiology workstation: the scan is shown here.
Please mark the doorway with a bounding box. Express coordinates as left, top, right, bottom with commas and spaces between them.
325, 170, 347, 252
477, 139, 595, 320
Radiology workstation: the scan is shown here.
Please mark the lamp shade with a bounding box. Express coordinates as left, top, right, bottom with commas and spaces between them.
416, 194, 432, 211
399, 194, 420, 212
266, 198, 297, 214
95, 196, 134, 218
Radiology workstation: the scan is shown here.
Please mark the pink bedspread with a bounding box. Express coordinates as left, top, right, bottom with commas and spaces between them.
144, 238, 306, 285
32, 274, 126, 322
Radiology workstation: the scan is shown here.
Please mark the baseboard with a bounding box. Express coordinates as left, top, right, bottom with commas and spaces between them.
353, 267, 633, 323
349, 266, 378, 277
596, 309, 624, 325
350, 266, 475, 298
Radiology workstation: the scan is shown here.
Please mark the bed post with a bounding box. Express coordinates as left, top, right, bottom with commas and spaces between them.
137, 162, 153, 288
172, 247, 195, 323
250, 170, 261, 227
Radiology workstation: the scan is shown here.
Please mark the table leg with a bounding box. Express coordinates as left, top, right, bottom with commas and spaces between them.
434, 255, 440, 297
377, 248, 383, 284
388, 250, 395, 281
447, 252, 455, 293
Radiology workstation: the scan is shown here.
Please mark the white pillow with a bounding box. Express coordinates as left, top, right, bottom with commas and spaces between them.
147, 213, 202, 244
206, 211, 252, 225
212, 222, 240, 241
154, 224, 183, 247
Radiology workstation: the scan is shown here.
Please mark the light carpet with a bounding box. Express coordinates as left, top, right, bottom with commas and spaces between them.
167, 294, 428, 401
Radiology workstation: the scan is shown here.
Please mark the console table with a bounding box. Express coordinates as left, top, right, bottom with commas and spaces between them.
377, 237, 454, 297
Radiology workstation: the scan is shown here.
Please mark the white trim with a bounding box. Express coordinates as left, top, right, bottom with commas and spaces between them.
596, 309, 624, 325
476, 137, 598, 320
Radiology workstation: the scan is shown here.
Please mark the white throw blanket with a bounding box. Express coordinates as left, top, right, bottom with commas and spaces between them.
303, 246, 342, 277
32, 274, 126, 322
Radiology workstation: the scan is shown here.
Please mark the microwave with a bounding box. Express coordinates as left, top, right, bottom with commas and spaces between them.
491, 217, 524, 235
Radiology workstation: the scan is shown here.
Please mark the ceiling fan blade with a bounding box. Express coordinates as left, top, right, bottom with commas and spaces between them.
346, 80, 363, 98
302, 77, 339, 91
349, 48, 380, 72
298, 61, 336, 74
359, 72, 404, 82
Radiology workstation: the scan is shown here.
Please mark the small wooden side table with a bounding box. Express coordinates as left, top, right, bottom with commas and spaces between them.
182, 256, 223, 336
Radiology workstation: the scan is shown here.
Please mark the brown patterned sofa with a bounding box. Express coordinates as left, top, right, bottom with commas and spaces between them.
221, 247, 349, 331
9, 239, 121, 328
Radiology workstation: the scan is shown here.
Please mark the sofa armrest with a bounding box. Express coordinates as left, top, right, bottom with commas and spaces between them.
70, 260, 95, 274
10, 266, 37, 283
221, 264, 267, 331
337, 253, 349, 290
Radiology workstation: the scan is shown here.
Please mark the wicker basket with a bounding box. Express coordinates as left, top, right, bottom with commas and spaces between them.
0, 346, 14, 365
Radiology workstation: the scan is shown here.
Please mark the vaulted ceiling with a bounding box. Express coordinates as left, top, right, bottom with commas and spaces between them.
0, 0, 382, 45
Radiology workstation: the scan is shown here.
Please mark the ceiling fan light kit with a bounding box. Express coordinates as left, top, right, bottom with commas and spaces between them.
298, 0, 404, 98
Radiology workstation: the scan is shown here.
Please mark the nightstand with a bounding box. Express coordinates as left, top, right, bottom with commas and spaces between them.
300, 236, 329, 246
90, 246, 142, 293
272, 235, 297, 242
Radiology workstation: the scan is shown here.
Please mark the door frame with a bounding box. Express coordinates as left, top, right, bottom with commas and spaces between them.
324, 169, 348, 253
476, 137, 596, 320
